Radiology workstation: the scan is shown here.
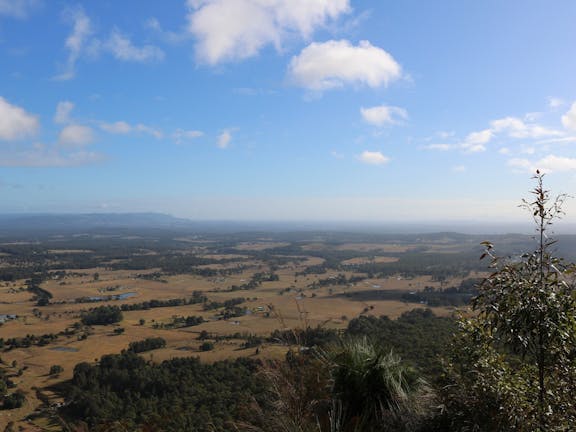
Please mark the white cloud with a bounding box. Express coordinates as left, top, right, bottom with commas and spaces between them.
465, 129, 492, 145
101, 121, 132, 134
100, 121, 163, 138
508, 154, 576, 173
357, 150, 389, 165
462, 129, 492, 152
423, 144, 453, 151
452, 165, 466, 173
217, 130, 232, 148
0, 96, 39, 140
457, 116, 561, 153
55, 7, 92, 80
173, 128, 204, 144
58, 124, 94, 147
548, 97, 564, 109
538, 155, 576, 172
361, 104, 407, 127
288, 40, 401, 91
187, 0, 350, 65
537, 136, 576, 145
524, 112, 541, 122
105, 30, 165, 62
561, 102, 576, 131
55, 10, 164, 79
0, 0, 39, 18
498, 147, 510, 155
135, 124, 163, 139
146, 17, 189, 44
490, 116, 561, 139
54, 101, 74, 124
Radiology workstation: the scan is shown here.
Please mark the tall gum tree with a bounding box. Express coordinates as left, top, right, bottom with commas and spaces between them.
445, 172, 576, 431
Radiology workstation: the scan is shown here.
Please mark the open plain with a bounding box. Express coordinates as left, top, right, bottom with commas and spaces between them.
0, 225, 544, 430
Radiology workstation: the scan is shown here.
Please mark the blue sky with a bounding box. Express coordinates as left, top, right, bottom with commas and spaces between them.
1, 0, 576, 223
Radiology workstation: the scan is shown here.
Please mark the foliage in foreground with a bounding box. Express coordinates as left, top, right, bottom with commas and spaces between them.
440, 173, 576, 431
60, 309, 453, 432
322, 337, 435, 431
244, 338, 436, 432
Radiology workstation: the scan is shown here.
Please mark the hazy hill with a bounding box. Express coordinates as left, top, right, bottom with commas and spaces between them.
0, 213, 194, 235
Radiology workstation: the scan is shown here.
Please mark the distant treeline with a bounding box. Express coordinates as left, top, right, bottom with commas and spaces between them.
308, 273, 366, 288
128, 337, 166, 353
341, 278, 480, 307
81, 306, 123, 326
25, 274, 53, 306
226, 272, 279, 292
119, 292, 207, 312
202, 297, 246, 311
0, 333, 58, 349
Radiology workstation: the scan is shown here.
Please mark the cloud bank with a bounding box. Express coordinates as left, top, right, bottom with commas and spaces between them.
187, 0, 350, 65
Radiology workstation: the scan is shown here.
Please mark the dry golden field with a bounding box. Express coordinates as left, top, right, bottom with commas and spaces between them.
0, 236, 483, 430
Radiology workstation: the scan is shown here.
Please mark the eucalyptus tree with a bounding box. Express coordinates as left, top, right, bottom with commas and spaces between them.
446, 172, 576, 431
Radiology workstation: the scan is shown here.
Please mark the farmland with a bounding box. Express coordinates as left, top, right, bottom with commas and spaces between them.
0, 220, 569, 430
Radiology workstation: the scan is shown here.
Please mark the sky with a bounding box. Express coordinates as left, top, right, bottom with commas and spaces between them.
1, 0, 576, 224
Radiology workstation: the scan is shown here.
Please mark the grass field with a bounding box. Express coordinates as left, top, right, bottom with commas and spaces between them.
0, 234, 484, 430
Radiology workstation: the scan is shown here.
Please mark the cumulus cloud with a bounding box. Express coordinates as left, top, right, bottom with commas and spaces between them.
105, 30, 165, 62
462, 129, 492, 153
58, 124, 94, 147
55, 7, 92, 80
429, 111, 566, 154
562, 102, 576, 131
0, 97, 39, 140
508, 154, 576, 173
217, 130, 232, 148
54, 101, 74, 124
173, 128, 204, 144
490, 116, 561, 139
288, 40, 401, 91
357, 150, 389, 165
361, 104, 407, 127
463, 116, 562, 152
0, 0, 39, 18
187, 0, 350, 65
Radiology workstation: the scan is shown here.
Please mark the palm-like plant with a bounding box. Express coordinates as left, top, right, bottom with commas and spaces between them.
238, 338, 433, 432
321, 337, 432, 431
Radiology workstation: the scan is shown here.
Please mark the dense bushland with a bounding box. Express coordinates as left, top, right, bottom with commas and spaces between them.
62, 353, 265, 431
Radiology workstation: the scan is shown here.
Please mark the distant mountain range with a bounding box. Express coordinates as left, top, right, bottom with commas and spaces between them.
1, 212, 575, 237
0, 213, 194, 235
